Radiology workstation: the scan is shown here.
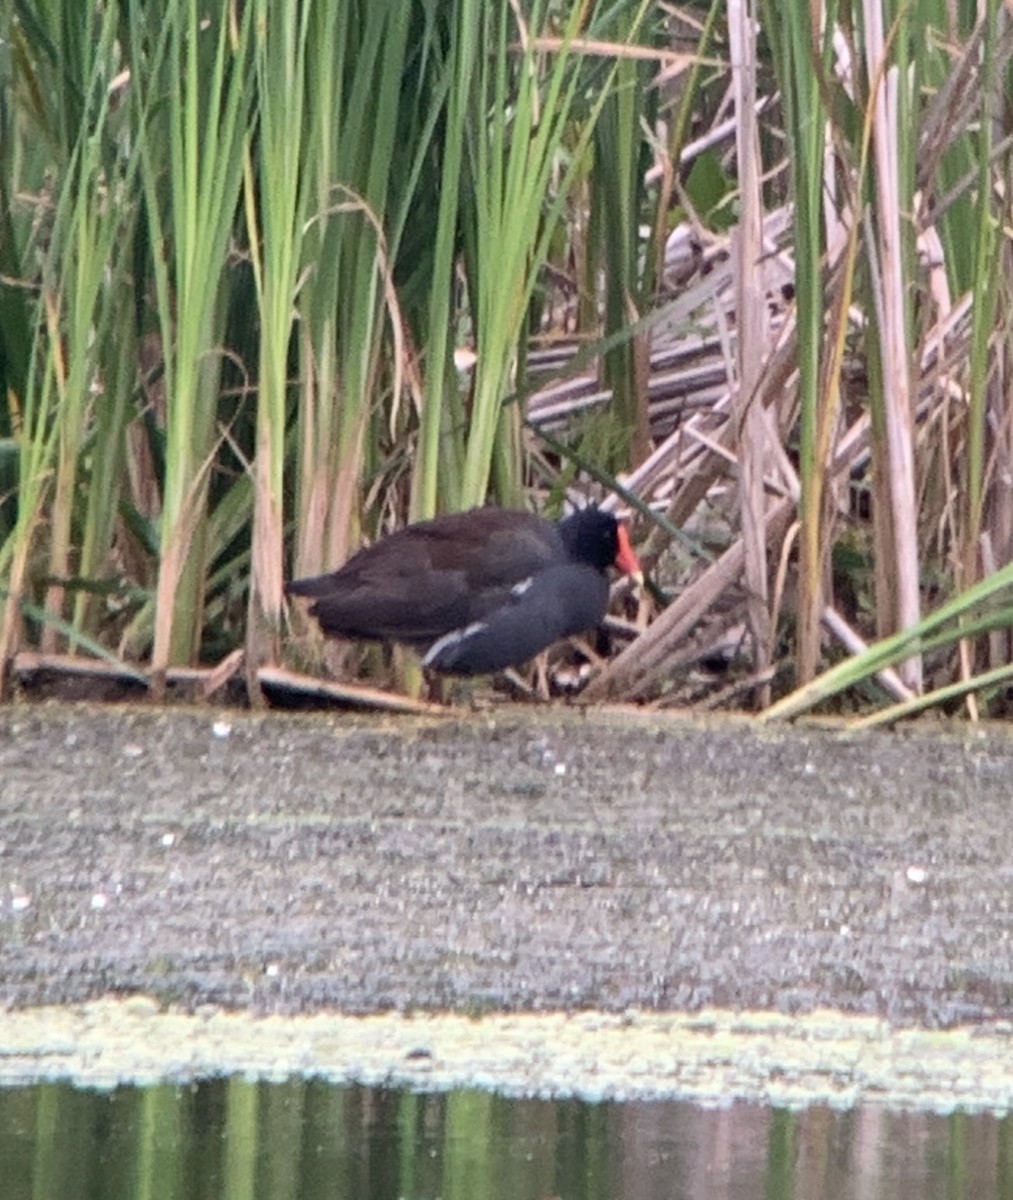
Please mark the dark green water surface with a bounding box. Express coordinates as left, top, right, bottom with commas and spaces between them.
1, 1079, 1009, 1200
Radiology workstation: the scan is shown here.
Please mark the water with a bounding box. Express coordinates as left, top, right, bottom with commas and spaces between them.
1, 1080, 1009, 1200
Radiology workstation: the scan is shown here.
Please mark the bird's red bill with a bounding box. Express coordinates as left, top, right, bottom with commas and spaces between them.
614, 524, 642, 580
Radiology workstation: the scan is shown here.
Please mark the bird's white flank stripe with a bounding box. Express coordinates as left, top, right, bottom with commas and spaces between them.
422, 621, 488, 666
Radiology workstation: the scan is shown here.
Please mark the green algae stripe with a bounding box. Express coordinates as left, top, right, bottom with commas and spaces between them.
1, 999, 1010, 1114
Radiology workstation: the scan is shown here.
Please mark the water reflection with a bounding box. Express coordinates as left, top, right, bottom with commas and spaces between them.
0, 1080, 1009, 1200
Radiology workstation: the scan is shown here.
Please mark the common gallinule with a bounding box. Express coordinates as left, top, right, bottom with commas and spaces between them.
286, 506, 641, 676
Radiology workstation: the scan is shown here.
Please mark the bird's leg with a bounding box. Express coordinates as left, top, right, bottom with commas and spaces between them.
420, 667, 451, 705
501, 667, 542, 701
534, 652, 551, 700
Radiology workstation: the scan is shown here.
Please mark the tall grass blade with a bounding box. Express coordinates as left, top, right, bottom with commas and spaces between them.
728, 0, 771, 704
244, 0, 311, 681
130, 0, 254, 686
860, 0, 922, 691
759, 0, 835, 686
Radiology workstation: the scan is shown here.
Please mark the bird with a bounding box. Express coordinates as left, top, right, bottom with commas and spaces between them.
286, 506, 641, 677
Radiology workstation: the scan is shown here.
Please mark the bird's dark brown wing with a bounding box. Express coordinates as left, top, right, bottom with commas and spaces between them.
298, 571, 472, 645
286, 508, 566, 644
384, 509, 564, 587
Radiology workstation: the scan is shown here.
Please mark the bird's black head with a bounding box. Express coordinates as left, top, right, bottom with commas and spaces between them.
558, 506, 642, 577
558, 507, 621, 570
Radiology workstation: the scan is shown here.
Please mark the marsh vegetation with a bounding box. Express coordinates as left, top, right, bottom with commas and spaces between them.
1, 0, 1011, 721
